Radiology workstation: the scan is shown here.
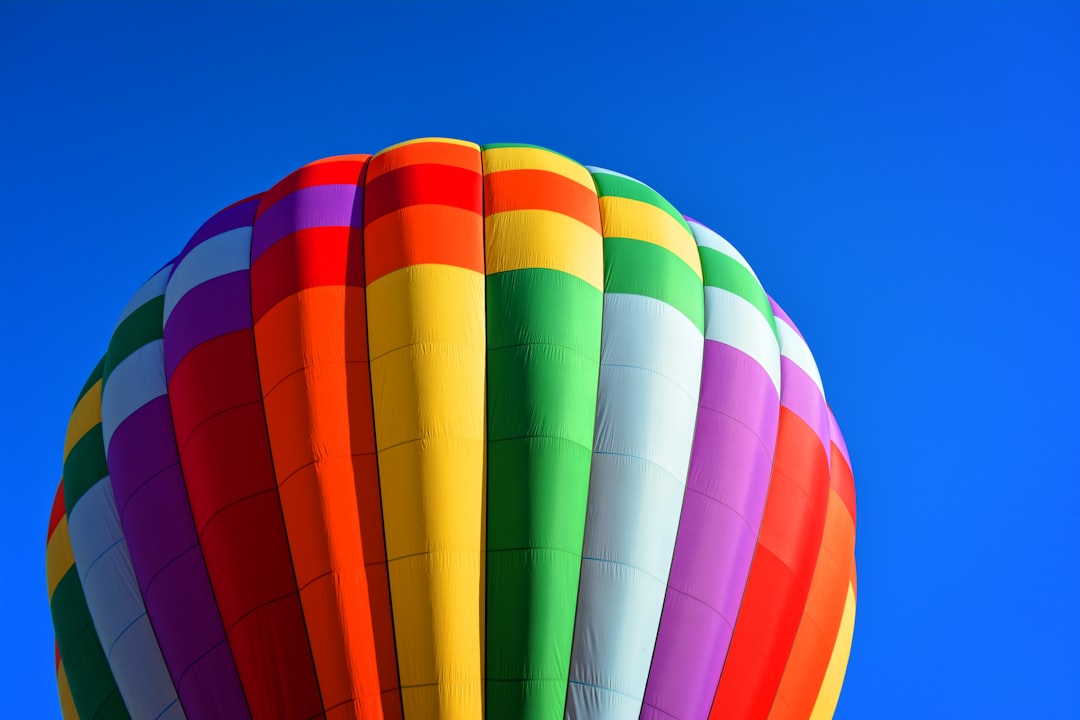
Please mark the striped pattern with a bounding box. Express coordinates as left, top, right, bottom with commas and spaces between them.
769, 411, 858, 720
364, 138, 487, 719
48, 138, 856, 720
641, 222, 781, 720
103, 261, 249, 720
708, 300, 833, 720
481, 143, 604, 718
164, 198, 325, 719
49, 460, 130, 719
251, 154, 400, 719
566, 168, 704, 719
65, 302, 181, 720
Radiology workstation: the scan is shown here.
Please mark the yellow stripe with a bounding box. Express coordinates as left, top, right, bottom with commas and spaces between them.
57, 659, 79, 720
809, 582, 857, 720
377, 136, 480, 154
46, 515, 76, 600
598, 195, 703, 280
367, 264, 486, 719
63, 380, 102, 459
485, 210, 603, 289
482, 145, 595, 189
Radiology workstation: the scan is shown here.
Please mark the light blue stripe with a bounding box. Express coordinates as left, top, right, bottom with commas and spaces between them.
162, 226, 251, 323
101, 340, 167, 451
71, 268, 186, 720
116, 264, 173, 326
703, 286, 782, 396
567, 293, 703, 718
67, 478, 184, 719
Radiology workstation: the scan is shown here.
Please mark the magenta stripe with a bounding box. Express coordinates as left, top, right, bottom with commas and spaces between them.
642, 339, 780, 719
249, 184, 361, 261
768, 297, 802, 339
177, 197, 262, 262
109, 391, 249, 719
163, 270, 252, 378
778, 357, 830, 452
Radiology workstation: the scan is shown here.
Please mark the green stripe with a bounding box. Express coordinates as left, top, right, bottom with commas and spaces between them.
75, 357, 105, 405
102, 297, 164, 384
698, 246, 778, 339
480, 142, 574, 162
485, 268, 602, 718
591, 171, 693, 236
52, 570, 131, 720
604, 237, 705, 333
63, 424, 107, 514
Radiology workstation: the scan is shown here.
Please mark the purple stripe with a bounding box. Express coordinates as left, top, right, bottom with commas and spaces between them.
177, 197, 261, 263
778, 357, 830, 453
109, 395, 250, 718
250, 184, 361, 262
163, 270, 252, 378
642, 340, 780, 719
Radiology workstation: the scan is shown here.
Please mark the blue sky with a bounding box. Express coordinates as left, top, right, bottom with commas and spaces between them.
3, 2, 1077, 717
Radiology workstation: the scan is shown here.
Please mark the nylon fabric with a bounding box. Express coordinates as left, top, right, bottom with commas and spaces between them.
47, 138, 858, 720
481, 143, 603, 718
809, 584, 856, 720
363, 139, 486, 719
566, 168, 704, 719
641, 219, 781, 720
708, 303, 832, 720
163, 198, 324, 719
48, 479, 131, 720
767, 414, 857, 720
102, 264, 250, 719
63, 355, 180, 720
250, 155, 402, 719
57, 652, 79, 720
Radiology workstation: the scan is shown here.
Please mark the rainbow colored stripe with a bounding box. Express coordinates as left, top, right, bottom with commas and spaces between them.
48, 139, 856, 720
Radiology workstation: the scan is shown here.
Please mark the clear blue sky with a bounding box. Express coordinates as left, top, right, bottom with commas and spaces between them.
3, 2, 1077, 717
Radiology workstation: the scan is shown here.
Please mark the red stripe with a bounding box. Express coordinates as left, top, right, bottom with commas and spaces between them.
710, 408, 831, 719
364, 163, 482, 224
249, 227, 356, 322
47, 480, 65, 541
169, 326, 324, 718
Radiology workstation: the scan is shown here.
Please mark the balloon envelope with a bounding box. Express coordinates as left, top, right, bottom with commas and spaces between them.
46, 139, 856, 720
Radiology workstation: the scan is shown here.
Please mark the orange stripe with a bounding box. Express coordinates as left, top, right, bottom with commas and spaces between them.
767, 480, 857, 719
484, 168, 603, 233
832, 449, 857, 525
366, 139, 480, 181
364, 206, 484, 284
710, 408, 831, 719
254, 276, 400, 719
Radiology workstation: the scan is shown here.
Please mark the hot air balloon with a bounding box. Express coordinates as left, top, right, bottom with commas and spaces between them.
45, 138, 856, 720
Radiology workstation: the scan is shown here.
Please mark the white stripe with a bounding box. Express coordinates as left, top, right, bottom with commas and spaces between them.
568, 293, 703, 717
101, 340, 166, 451
162, 226, 251, 324
68, 480, 184, 720
115, 264, 172, 327
776, 314, 826, 401
688, 219, 758, 278
704, 286, 782, 397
